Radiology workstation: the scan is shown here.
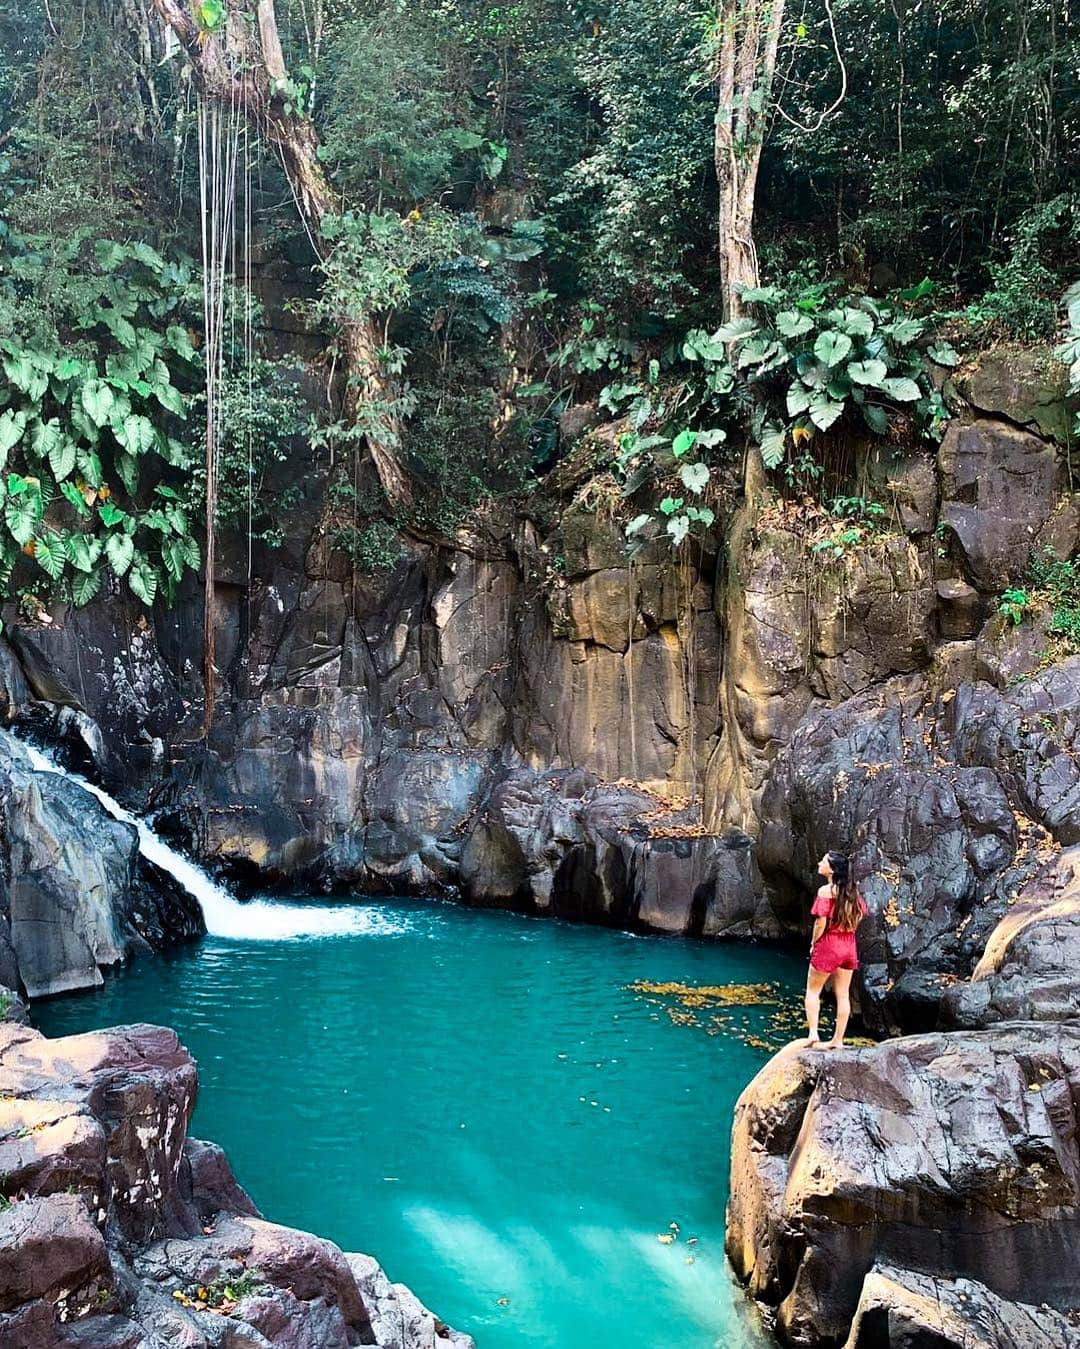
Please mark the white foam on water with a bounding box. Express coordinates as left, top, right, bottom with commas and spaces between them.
21, 741, 402, 941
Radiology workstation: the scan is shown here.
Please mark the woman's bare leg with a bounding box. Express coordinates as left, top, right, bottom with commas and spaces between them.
803, 968, 829, 1044
825, 969, 854, 1047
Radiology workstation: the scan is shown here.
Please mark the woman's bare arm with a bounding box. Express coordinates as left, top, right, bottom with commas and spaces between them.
811, 917, 826, 951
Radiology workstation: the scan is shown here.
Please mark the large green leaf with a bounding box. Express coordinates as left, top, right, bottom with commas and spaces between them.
179, 534, 201, 570
76, 449, 104, 489
666, 514, 690, 546
711, 317, 759, 343
760, 425, 787, 469
165, 325, 197, 361
887, 318, 923, 345
927, 340, 959, 367
99, 307, 138, 349
65, 532, 101, 573
30, 418, 62, 462
3, 351, 49, 401
862, 404, 891, 434
847, 359, 888, 387
48, 436, 77, 483
114, 413, 156, 456
882, 376, 922, 402
34, 532, 66, 580
813, 330, 853, 368
162, 536, 189, 582
679, 462, 710, 495
775, 311, 814, 339
106, 532, 135, 577
809, 393, 845, 430
93, 239, 126, 271
786, 383, 812, 416
116, 452, 140, 495
840, 308, 874, 338
671, 429, 697, 458
0, 410, 27, 465
71, 566, 103, 607
61, 481, 92, 517
81, 379, 116, 427
128, 554, 158, 606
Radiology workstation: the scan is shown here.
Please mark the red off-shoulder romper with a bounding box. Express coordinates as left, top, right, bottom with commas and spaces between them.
810, 890, 866, 974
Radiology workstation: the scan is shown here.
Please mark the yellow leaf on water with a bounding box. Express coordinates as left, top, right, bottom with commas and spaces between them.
656, 1233, 675, 1244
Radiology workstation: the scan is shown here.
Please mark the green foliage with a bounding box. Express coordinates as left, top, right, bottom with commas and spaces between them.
964, 197, 1079, 341
318, 13, 457, 205
999, 588, 1032, 626
555, 0, 712, 312
1028, 552, 1080, 651
0, 229, 199, 608
1053, 280, 1080, 439
329, 519, 403, 574
601, 280, 943, 552
189, 354, 309, 549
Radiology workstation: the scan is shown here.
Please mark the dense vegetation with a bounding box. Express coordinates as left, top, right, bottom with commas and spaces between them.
0, 0, 1077, 604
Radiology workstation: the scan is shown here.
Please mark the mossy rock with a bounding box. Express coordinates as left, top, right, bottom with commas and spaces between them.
958, 344, 1072, 444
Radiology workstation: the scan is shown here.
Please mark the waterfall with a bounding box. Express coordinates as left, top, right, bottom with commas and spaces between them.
21, 742, 397, 941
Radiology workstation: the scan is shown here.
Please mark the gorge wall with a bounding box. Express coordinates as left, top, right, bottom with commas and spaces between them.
0, 344, 1076, 1034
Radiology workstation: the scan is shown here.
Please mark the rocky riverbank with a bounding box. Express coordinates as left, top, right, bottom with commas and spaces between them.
726, 837, 1080, 1346
0, 1012, 472, 1349
0, 344, 1078, 1345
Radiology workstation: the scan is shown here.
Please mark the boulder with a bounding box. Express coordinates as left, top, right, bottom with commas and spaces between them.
938, 419, 1061, 590
0, 1022, 468, 1349
460, 769, 775, 936
347, 1254, 475, 1349
958, 344, 1073, 444
844, 1265, 1080, 1349
0, 731, 203, 998
943, 844, 1080, 1027
727, 1029, 1080, 1344
0, 1194, 111, 1315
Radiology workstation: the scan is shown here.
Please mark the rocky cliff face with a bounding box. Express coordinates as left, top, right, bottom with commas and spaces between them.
1, 346, 1074, 975
0, 1015, 472, 1349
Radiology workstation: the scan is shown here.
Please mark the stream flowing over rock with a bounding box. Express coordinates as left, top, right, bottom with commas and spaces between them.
0, 1016, 472, 1349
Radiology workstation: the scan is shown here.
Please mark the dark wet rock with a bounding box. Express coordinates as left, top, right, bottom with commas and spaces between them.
758, 677, 1027, 1030
757, 658, 1080, 1031
844, 1265, 1080, 1349
0, 730, 203, 998
0, 1022, 471, 1349
727, 1029, 1080, 1345
943, 843, 1080, 1027
460, 769, 774, 936
938, 419, 1061, 590
347, 1254, 474, 1349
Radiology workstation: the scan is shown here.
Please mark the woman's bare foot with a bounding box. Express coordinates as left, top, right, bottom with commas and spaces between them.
800, 1036, 821, 1047
822, 1039, 844, 1050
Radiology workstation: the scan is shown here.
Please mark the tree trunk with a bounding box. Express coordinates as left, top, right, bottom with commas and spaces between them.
148, 0, 412, 507
713, 0, 786, 320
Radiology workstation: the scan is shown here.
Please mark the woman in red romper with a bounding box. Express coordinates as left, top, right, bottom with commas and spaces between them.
804, 849, 866, 1049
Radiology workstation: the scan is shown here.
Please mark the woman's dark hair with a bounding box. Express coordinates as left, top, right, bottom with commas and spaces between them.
827, 850, 862, 931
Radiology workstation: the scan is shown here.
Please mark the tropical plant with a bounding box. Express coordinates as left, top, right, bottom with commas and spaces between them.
0, 229, 199, 610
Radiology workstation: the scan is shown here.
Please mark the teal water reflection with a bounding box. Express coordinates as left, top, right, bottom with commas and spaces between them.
36, 899, 801, 1348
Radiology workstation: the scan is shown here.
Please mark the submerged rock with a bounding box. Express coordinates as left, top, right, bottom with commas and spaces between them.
727, 1031, 1080, 1345
0, 1021, 472, 1349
